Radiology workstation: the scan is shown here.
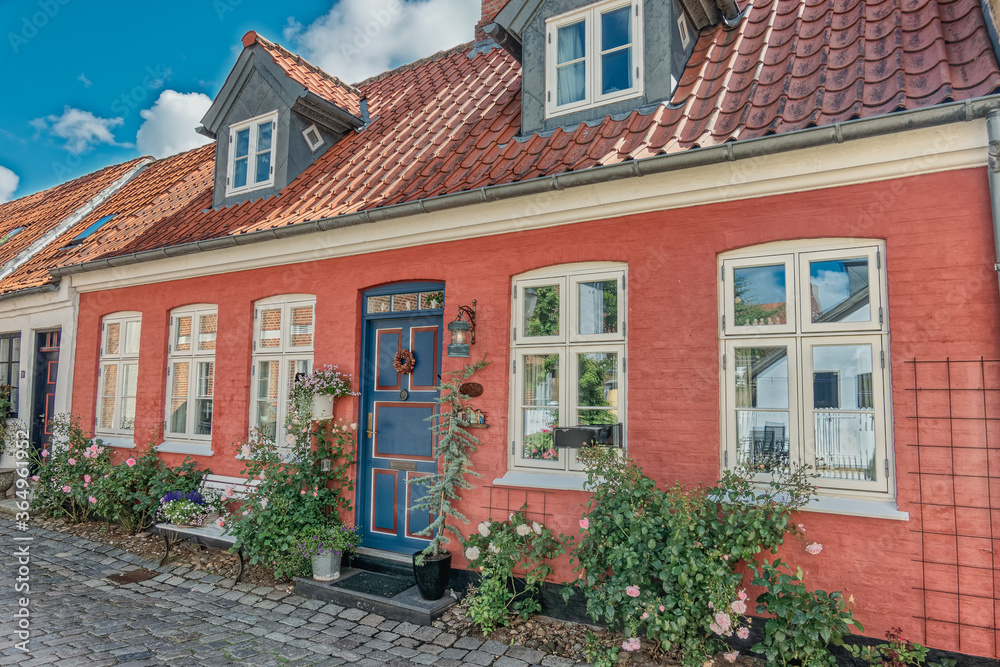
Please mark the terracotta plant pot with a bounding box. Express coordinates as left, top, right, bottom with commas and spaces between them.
412, 550, 451, 601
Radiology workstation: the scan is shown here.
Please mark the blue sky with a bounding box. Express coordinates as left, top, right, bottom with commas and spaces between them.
0, 0, 477, 202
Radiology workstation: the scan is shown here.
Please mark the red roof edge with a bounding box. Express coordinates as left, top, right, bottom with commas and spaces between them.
242, 30, 258, 48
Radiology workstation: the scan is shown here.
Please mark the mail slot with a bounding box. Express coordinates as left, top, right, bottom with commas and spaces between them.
388, 460, 418, 471
552, 424, 623, 449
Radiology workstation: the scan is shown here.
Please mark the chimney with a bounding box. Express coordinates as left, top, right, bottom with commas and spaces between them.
476, 0, 509, 41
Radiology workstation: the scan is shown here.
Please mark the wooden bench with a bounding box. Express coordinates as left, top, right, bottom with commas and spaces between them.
149, 475, 258, 583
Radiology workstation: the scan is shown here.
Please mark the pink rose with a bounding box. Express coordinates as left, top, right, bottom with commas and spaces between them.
30, 475, 39, 481
301, 490, 306, 495
61, 485, 70, 493
125, 458, 136, 467
68, 458, 76, 465
723, 651, 739, 663
84, 475, 91, 483
621, 638, 641, 652
223, 484, 234, 498
41, 450, 48, 458
737, 627, 749, 640
737, 589, 747, 601
88, 496, 97, 504
626, 586, 640, 598
641, 612, 648, 619
659, 605, 665, 612
579, 518, 589, 530
730, 600, 747, 614
805, 542, 823, 555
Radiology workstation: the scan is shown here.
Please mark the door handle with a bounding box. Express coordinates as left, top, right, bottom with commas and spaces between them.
366, 413, 375, 438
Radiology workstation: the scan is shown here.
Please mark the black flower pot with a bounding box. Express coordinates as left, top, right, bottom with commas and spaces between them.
412, 550, 451, 601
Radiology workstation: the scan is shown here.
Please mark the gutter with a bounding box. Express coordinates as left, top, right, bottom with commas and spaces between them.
0, 283, 60, 303
50, 94, 1000, 280
986, 110, 1000, 293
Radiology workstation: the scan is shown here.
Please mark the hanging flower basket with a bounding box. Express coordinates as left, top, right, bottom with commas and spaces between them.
312, 394, 335, 421
393, 349, 416, 374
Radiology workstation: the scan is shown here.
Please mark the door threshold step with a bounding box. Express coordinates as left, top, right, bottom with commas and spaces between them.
295, 567, 457, 625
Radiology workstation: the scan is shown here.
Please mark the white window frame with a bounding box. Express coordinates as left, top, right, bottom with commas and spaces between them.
161, 305, 217, 455
96, 312, 142, 443
508, 263, 627, 478
544, 0, 644, 118
720, 240, 891, 499
226, 111, 277, 196
249, 295, 315, 451
302, 124, 324, 152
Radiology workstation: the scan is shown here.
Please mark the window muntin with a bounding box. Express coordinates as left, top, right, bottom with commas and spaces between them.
97, 313, 141, 436
166, 306, 217, 441
0, 333, 20, 417
251, 296, 315, 448
546, 0, 643, 118
512, 265, 626, 474
720, 243, 889, 496
226, 111, 277, 196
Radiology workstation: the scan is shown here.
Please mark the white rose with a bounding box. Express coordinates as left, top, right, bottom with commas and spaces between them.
516, 524, 531, 537
532, 522, 542, 535
478, 521, 491, 537
488, 543, 500, 554
465, 546, 481, 561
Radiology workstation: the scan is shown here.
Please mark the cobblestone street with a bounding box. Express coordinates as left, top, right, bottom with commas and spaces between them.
0, 519, 577, 667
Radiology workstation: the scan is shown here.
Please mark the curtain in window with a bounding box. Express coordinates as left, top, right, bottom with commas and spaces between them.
557, 22, 586, 105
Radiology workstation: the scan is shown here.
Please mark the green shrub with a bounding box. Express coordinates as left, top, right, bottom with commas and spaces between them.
751, 558, 860, 666
32, 415, 114, 523
462, 510, 566, 634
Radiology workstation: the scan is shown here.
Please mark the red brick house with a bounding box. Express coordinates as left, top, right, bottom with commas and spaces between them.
6, 0, 1000, 658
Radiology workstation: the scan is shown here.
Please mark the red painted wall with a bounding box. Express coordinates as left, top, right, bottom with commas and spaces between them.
72, 167, 1000, 657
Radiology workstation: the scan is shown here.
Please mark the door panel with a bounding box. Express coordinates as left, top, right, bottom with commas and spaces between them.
31, 331, 59, 464
360, 312, 442, 553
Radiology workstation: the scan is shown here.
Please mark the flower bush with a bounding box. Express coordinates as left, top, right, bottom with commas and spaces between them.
296, 524, 360, 559
846, 626, 956, 667
461, 510, 566, 634
567, 446, 831, 667
158, 491, 212, 526
227, 418, 357, 580
32, 416, 113, 523
293, 365, 358, 398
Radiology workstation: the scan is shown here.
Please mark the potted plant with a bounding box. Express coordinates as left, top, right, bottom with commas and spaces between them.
293, 365, 358, 421
158, 490, 211, 526
297, 524, 360, 581
408, 357, 488, 600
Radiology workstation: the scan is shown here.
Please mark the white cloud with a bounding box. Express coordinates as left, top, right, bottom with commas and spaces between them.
283, 0, 478, 84
135, 90, 214, 158
0, 166, 18, 203
78, 73, 92, 88
30, 107, 128, 154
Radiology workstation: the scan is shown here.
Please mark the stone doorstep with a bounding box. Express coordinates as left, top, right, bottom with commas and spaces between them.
294, 569, 456, 627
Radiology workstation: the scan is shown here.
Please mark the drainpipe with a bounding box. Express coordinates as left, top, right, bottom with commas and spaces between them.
987, 110, 1000, 294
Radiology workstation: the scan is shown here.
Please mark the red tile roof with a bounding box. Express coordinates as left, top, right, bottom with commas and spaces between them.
246, 31, 363, 118
24, 0, 1000, 279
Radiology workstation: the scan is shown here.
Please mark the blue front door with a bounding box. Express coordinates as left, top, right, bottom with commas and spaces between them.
359, 287, 443, 553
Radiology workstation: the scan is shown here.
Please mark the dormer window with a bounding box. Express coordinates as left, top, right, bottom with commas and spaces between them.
227, 111, 277, 196
302, 125, 324, 152
545, 0, 643, 118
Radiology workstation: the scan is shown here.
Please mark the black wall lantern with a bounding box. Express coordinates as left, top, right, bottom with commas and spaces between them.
447, 299, 477, 357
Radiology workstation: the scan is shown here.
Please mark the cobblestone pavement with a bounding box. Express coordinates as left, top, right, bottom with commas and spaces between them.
0, 518, 580, 667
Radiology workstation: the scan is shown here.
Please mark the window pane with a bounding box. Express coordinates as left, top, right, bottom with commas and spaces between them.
601, 47, 632, 94
168, 361, 189, 434
10, 336, 18, 360
289, 306, 314, 347
577, 352, 617, 407
601, 6, 631, 50
235, 128, 250, 157
735, 347, 790, 468
234, 157, 248, 188
120, 363, 138, 431
809, 258, 871, 323
733, 265, 787, 326
580, 408, 618, 425
557, 61, 586, 105
419, 291, 444, 310
523, 408, 559, 460
259, 308, 282, 348
392, 293, 419, 312
524, 285, 560, 336
198, 313, 217, 351
105, 322, 120, 355
811, 345, 876, 482
100, 364, 117, 430
257, 361, 279, 400
288, 359, 311, 395
578, 280, 618, 334
523, 354, 559, 406
367, 295, 391, 313
174, 315, 192, 352
124, 321, 141, 355
257, 121, 272, 151
557, 20, 585, 63
255, 150, 271, 184
256, 402, 277, 440
0, 337, 8, 363
195, 361, 214, 436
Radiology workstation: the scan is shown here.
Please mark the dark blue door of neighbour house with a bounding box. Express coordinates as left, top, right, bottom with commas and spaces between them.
359, 283, 444, 554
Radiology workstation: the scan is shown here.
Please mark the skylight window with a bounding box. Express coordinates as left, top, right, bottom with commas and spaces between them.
0, 227, 24, 245
67, 214, 115, 247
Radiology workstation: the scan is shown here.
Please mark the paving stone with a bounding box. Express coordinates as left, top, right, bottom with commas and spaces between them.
494, 658, 529, 667
440, 648, 470, 660
432, 632, 457, 647
454, 637, 483, 650
377, 631, 400, 642
309, 612, 337, 624
540, 657, 576, 667
339, 607, 368, 621
411, 654, 440, 665
480, 641, 509, 656
394, 621, 422, 638
389, 646, 420, 659
464, 651, 495, 666
506, 646, 546, 664
353, 625, 379, 637
360, 613, 386, 627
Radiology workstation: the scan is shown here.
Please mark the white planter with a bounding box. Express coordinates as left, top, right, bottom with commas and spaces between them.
311, 551, 343, 581
312, 394, 335, 421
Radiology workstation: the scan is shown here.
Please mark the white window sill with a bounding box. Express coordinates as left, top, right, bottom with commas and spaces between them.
802, 496, 909, 521
493, 471, 589, 491
157, 441, 213, 457
94, 435, 136, 449
235, 450, 294, 463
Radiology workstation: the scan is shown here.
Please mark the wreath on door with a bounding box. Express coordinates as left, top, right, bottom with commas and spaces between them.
393, 349, 416, 374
